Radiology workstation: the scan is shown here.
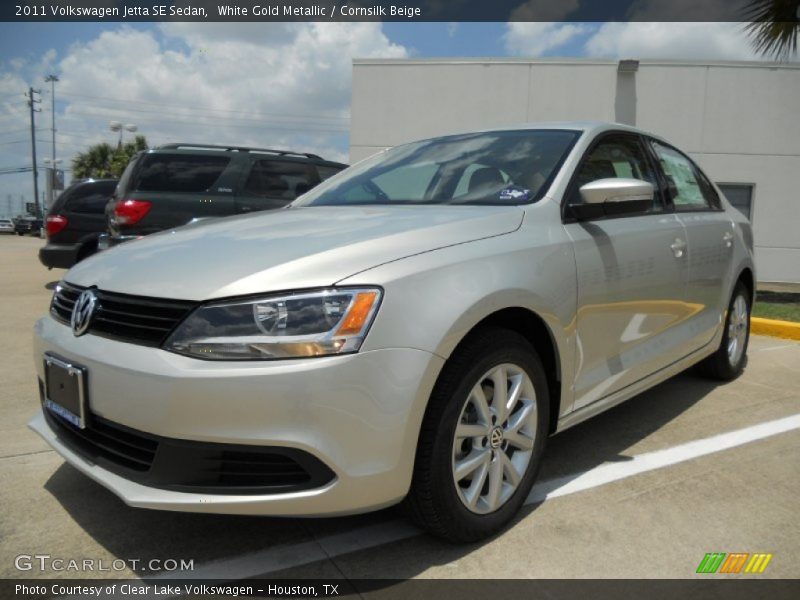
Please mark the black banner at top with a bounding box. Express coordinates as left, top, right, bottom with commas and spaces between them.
4, 0, 799, 22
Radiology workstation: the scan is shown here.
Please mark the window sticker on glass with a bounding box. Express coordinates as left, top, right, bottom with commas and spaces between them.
498, 186, 531, 202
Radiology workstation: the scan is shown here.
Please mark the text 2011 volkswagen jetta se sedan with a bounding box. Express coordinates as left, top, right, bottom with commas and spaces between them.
30, 122, 754, 541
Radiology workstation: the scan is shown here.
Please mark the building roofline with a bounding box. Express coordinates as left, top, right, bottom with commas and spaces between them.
353, 57, 800, 70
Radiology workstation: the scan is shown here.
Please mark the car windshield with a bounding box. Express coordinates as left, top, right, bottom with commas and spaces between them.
293, 129, 580, 207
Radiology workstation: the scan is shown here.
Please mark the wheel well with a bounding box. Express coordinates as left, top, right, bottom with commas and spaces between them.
738, 268, 755, 304
460, 307, 562, 434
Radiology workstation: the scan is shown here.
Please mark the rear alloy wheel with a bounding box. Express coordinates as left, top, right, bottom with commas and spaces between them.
698, 282, 751, 380
405, 328, 549, 542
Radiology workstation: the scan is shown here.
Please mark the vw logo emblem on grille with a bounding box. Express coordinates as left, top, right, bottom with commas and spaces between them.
71, 289, 98, 336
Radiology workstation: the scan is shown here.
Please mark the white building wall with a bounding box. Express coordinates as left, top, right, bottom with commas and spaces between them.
350, 58, 800, 283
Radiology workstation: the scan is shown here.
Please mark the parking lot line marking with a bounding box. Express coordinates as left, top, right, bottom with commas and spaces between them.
134, 412, 800, 583
526, 412, 800, 504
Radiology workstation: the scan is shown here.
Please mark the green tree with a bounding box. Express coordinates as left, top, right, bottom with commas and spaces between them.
72, 135, 148, 179
744, 0, 799, 60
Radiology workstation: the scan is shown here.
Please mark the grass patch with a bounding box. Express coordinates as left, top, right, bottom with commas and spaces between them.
753, 291, 800, 322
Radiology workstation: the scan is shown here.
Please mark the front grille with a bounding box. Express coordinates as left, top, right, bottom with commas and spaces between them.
50, 281, 196, 347
43, 406, 336, 494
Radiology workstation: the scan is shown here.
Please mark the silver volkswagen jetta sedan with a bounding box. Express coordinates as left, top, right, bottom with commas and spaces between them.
30, 122, 754, 541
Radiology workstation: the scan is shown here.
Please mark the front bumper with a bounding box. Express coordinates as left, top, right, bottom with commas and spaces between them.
31, 316, 444, 516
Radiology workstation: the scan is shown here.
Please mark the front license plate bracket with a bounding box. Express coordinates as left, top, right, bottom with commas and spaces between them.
43, 353, 88, 429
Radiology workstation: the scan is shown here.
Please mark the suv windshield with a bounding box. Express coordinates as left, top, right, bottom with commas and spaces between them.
294, 129, 580, 207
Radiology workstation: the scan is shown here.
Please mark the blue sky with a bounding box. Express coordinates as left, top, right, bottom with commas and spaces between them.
0, 22, 593, 61
0, 21, 781, 216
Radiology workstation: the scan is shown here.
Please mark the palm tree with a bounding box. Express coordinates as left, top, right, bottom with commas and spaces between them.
111, 135, 148, 176
744, 0, 799, 60
72, 143, 116, 179
72, 135, 149, 179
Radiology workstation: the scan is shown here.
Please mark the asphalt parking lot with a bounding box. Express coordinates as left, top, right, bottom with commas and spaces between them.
1, 234, 798, 581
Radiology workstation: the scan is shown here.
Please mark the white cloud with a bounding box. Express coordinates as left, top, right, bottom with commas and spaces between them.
504, 23, 588, 56
0, 23, 408, 212
583, 22, 763, 61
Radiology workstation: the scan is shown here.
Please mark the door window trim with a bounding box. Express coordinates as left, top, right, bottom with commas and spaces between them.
561, 130, 667, 224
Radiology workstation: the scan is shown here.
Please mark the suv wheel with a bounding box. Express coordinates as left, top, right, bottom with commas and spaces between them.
405, 328, 549, 542
698, 282, 751, 380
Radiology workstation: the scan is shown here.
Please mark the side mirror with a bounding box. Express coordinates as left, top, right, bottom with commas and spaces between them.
569, 178, 654, 220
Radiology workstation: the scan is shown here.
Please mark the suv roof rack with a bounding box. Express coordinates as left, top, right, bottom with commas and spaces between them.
156, 143, 323, 160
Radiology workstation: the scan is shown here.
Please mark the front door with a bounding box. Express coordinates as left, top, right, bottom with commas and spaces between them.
564, 133, 693, 410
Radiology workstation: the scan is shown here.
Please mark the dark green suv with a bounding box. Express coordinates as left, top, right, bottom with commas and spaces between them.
106, 143, 347, 245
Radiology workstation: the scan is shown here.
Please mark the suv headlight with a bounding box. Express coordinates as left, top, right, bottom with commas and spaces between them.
164, 288, 382, 360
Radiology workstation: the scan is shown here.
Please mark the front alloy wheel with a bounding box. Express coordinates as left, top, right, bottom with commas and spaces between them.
405, 328, 549, 542
452, 364, 537, 514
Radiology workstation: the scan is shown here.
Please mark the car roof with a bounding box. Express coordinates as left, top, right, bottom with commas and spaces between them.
143, 143, 346, 166
444, 121, 668, 143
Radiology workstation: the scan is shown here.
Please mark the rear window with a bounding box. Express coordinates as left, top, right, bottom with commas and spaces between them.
64, 182, 117, 214
132, 154, 231, 193
244, 160, 324, 199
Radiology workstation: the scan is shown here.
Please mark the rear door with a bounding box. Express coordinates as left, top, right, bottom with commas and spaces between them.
235, 158, 335, 214
123, 151, 238, 233
564, 132, 692, 409
648, 139, 736, 350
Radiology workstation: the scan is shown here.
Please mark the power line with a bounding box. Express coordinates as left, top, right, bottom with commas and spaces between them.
0, 128, 30, 137
57, 91, 350, 122
64, 105, 349, 130
64, 109, 347, 133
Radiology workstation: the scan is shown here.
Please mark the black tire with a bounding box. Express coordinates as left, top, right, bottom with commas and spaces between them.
404, 328, 550, 542
697, 282, 751, 381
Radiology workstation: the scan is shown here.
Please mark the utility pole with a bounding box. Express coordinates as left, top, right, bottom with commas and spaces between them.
26, 86, 42, 218
45, 74, 59, 208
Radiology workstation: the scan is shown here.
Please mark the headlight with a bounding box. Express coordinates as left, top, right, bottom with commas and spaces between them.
164, 288, 382, 360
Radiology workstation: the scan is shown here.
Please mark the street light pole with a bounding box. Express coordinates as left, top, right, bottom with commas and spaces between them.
45, 74, 59, 206
44, 75, 59, 209
26, 86, 41, 219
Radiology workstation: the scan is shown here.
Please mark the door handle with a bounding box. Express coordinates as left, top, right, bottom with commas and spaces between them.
670, 238, 687, 258
723, 231, 734, 248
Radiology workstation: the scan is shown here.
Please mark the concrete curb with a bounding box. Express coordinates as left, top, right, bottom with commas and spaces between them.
751, 317, 800, 341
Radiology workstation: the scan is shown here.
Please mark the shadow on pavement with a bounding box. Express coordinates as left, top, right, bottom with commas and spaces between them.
43, 370, 721, 579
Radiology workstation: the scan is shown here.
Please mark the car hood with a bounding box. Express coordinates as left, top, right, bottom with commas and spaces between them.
66, 205, 524, 300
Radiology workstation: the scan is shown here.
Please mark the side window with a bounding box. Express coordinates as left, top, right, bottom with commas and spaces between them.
65, 183, 116, 214
651, 142, 712, 211
572, 135, 660, 210
133, 154, 231, 193
317, 165, 344, 181
244, 160, 322, 199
